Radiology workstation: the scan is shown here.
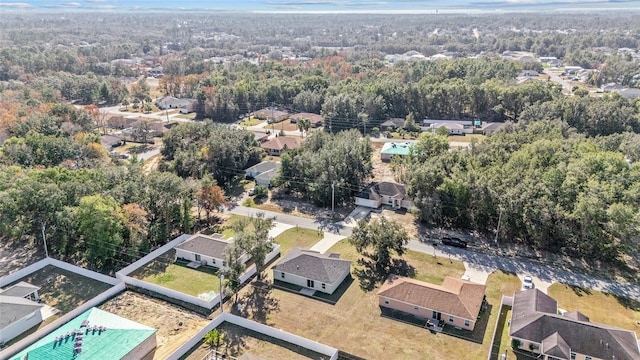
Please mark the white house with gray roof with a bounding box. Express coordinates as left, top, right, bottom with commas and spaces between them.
175, 234, 248, 269
272, 248, 351, 295
0, 282, 44, 345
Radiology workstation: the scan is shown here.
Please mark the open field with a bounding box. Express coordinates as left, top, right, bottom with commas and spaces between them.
100, 291, 210, 360
130, 249, 221, 297
183, 322, 325, 360
448, 133, 485, 143
548, 283, 640, 336
0, 239, 43, 277
236, 240, 496, 360
8, 265, 113, 313
239, 117, 263, 127
273, 227, 323, 254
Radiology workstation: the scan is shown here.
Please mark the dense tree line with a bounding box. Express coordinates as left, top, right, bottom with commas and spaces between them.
161, 121, 264, 185
278, 130, 372, 207
403, 121, 640, 263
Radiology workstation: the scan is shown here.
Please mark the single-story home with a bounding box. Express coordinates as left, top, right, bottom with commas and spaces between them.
380, 142, 414, 161
261, 136, 301, 156
289, 113, 323, 127
175, 233, 249, 268
9, 307, 157, 360
100, 134, 123, 150
616, 88, 640, 99
509, 289, 640, 360
476, 122, 503, 135
431, 122, 464, 135
0, 282, 44, 344
245, 161, 281, 187
601, 82, 626, 92
272, 247, 351, 295
380, 118, 406, 130
518, 70, 539, 77
355, 181, 413, 210
251, 108, 289, 123
254, 133, 269, 143
155, 96, 197, 113
378, 275, 486, 331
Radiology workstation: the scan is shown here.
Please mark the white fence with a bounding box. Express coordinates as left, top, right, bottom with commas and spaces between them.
166, 312, 339, 360
486, 295, 514, 360
238, 244, 281, 284
119, 273, 218, 309
0, 257, 120, 288
0, 283, 125, 360
117, 234, 191, 276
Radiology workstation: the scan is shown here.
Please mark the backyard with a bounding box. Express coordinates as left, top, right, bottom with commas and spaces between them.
183, 322, 326, 360
100, 291, 210, 360
130, 249, 221, 297
272, 227, 323, 254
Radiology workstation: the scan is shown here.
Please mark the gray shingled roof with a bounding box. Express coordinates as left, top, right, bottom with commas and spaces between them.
272, 247, 351, 284
175, 234, 231, 259
510, 289, 640, 360
0, 295, 43, 329
0, 282, 40, 298
245, 161, 279, 175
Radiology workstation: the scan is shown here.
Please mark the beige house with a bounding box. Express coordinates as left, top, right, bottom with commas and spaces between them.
378, 275, 486, 331
510, 289, 640, 360
260, 136, 301, 156
289, 113, 323, 127
252, 108, 289, 123
175, 233, 249, 269
355, 182, 413, 210
272, 248, 351, 295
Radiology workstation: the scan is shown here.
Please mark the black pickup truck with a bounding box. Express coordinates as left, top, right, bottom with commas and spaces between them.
441, 236, 468, 248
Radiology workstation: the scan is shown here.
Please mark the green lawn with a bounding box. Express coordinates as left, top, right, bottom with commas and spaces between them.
136, 260, 221, 297
485, 271, 523, 360
273, 227, 324, 254
548, 283, 640, 336
239, 117, 263, 127
175, 112, 197, 119
220, 214, 249, 239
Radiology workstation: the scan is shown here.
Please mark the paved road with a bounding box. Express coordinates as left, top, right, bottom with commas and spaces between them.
229, 205, 640, 300
544, 69, 573, 94
137, 148, 161, 161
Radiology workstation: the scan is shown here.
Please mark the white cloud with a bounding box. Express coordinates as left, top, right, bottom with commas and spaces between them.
0, 2, 32, 7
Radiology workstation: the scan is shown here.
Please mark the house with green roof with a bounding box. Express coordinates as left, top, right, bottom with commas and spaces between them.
380, 142, 415, 161
10, 307, 156, 360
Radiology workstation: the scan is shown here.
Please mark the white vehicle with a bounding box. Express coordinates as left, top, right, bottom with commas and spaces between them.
248, 188, 255, 196
522, 276, 534, 290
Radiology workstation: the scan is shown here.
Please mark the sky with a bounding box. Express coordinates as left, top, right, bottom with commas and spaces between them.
1, 0, 639, 12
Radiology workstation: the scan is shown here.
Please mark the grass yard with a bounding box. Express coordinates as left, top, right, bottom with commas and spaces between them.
237, 239, 483, 360
273, 227, 323, 254
175, 112, 197, 119
130, 250, 221, 297
548, 283, 640, 336
220, 214, 249, 239
449, 133, 485, 143
239, 117, 263, 127
183, 322, 326, 360
485, 271, 523, 360
9, 265, 113, 313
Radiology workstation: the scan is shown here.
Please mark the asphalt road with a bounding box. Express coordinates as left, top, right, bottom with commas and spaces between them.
544, 69, 573, 94
228, 205, 640, 300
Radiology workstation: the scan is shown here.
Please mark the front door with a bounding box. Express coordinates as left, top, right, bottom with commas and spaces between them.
432, 311, 441, 321
307, 279, 315, 288
195, 254, 201, 262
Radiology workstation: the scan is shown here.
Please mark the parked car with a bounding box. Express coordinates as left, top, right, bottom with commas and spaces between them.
522, 276, 534, 290
248, 188, 255, 196
441, 236, 468, 248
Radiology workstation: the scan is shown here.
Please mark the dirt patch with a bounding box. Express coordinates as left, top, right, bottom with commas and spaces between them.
99, 291, 210, 360
0, 238, 44, 277
375, 209, 419, 239
370, 142, 395, 182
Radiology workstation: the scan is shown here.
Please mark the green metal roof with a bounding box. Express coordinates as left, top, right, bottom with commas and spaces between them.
380, 142, 414, 156
11, 307, 156, 360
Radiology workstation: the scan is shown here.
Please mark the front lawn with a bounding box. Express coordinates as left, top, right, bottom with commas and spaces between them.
238, 117, 263, 127
548, 283, 640, 336
273, 227, 323, 254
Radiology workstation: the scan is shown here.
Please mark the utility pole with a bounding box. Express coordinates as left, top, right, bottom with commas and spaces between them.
495, 207, 503, 246
331, 182, 335, 216
41, 223, 49, 258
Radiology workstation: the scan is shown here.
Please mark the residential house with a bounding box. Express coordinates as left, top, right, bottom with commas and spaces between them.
509, 289, 640, 360
253, 133, 269, 143
564, 66, 583, 75
245, 161, 281, 187
175, 234, 249, 269
518, 70, 539, 77
272, 247, 351, 295
380, 118, 406, 130
355, 181, 413, 210
261, 136, 301, 156
155, 96, 197, 113
476, 122, 503, 135
601, 82, 626, 92
0, 282, 44, 344
431, 122, 465, 135
378, 275, 486, 331
251, 108, 289, 123
9, 307, 157, 360
616, 88, 640, 99
100, 134, 123, 150
289, 113, 323, 127
380, 142, 414, 161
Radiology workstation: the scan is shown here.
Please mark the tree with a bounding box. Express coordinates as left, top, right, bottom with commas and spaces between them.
231, 213, 275, 280
122, 98, 130, 110
199, 184, 226, 224
221, 241, 246, 303
349, 216, 409, 273
76, 195, 124, 270
204, 329, 224, 359
404, 112, 417, 132
358, 112, 369, 134
297, 117, 311, 137
253, 185, 268, 200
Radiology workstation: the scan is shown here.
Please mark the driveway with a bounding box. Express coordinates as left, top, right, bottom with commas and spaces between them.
309, 233, 347, 254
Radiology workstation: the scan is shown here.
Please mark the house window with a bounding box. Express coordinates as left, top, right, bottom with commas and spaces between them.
222, 261, 226, 267
585, 357, 592, 360
281, 272, 285, 279
464, 320, 470, 327
448, 315, 454, 323
195, 254, 201, 262
307, 279, 315, 288
211, 259, 216, 264
570, 353, 576, 360
321, 283, 326, 289
384, 298, 389, 305
414, 306, 419, 310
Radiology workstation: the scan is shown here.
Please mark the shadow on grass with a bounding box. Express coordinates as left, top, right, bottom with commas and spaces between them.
235, 280, 280, 325
353, 256, 416, 292
309, 275, 354, 304
128, 250, 174, 280
613, 293, 640, 311
487, 304, 511, 360
568, 284, 592, 297
443, 303, 493, 344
